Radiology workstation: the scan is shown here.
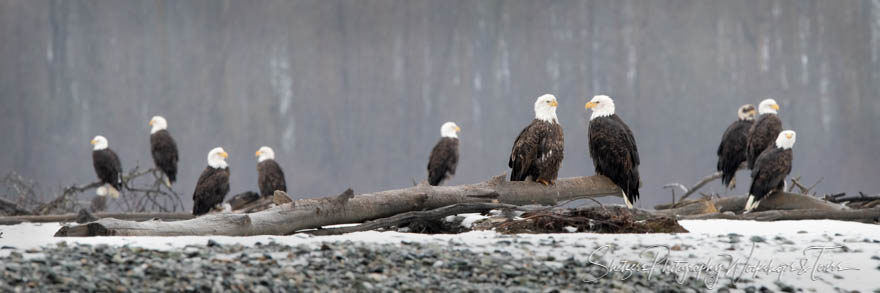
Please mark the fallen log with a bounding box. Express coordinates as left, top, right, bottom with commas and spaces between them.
227, 191, 261, 210
654, 191, 844, 217
681, 207, 880, 222
653, 198, 718, 216
489, 206, 688, 234
709, 191, 844, 213
0, 197, 31, 216
309, 202, 523, 236
55, 174, 622, 237
0, 212, 194, 225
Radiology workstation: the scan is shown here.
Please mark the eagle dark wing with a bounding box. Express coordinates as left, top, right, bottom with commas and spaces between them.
93, 149, 123, 190
509, 120, 541, 181
535, 122, 564, 182
749, 148, 792, 202
588, 115, 640, 204
746, 114, 782, 169
258, 160, 287, 196
427, 137, 459, 186
192, 167, 230, 216
150, 130, 179, 183
612, 115, 639, 167
717, 119, 752, 187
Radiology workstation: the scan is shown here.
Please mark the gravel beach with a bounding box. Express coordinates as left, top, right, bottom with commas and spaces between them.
0, 240, 715, 292
2, 219, 878, 292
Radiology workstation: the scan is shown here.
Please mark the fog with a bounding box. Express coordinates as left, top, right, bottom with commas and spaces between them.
2, 0, 878, 210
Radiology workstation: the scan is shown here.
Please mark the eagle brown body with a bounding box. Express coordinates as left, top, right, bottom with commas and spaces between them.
588, 114, 640, 206
92, 149, 123, 191
257, 159, 287, 196
192, 166, 230, 216
748, 147, 792, 204
746, 113, 782, 169
508, 119, 564, 184
427, 137, 459, 186
717, 119, 753, 188
150, 129, 179, 184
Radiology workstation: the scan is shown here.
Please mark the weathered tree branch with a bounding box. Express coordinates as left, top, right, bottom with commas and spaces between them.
825, 192, 880, 203
0, 212, 194, 225
0, 197, 31, 216
655, 191, 845, 216
308, 202, 523, 236
681, 207, 880, 222
55, 174, 623, 237
664, 171, 723, 207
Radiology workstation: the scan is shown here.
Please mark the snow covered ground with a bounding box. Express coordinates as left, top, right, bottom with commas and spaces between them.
1, 219, 878, 292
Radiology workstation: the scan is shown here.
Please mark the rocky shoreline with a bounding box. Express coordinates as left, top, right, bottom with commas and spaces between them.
0, 239, 803, 292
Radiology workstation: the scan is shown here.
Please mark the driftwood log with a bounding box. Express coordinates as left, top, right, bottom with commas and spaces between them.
309, 202, 525, 236
0, 197, 31, 216
55, 174, 623, 237
0, 212, 194, 225
655, 191, 844, 216
652, 191, 880, 222
682, 207, 880, 222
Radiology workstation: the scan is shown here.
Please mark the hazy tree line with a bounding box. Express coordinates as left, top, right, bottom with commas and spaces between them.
1, 0, 878, 210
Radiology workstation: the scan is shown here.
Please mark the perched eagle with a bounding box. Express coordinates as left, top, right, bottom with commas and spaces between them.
585, 95, 640, 208
746, 99, 782, 169
192, 147, 230, 216
716, 104, 757, 189
149, 116, 179, 187
508, 94, 564, 185
427, 122, 460, 186
255, 146, 287, 197
91, 136, 123, 198
745, 130, 795, 212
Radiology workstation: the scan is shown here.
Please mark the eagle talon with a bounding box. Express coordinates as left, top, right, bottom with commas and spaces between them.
537, 179, 552, 186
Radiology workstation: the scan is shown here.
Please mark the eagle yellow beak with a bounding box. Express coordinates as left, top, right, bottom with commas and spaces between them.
148, 120, 154, 126
455, 126, 461, 132
785, 133, 793, 139
255, 150, 261, 157
585, 101, 597, 109
550, 100, 558, 107
90, 139, 97, 145
771, 104, 780, 110
219, 151, 229, 158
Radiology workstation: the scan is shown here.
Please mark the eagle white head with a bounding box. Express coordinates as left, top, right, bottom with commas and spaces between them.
775, 130, 796, 149
255, 146, 275, 162
91, 136, 109, 150
440, 122, 461, 138
208, 147, 229, 169
737, 104, 757, 121
534, 94, 559, 123
149, 116, 168, 134
585, 95, 615, 120
758, 99, 780, 115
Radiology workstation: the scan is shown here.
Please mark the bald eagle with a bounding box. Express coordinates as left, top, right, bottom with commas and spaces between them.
585, 95, 640, 208
746, 99, 782, 169
716, 104, 756, 189
149, 116, 179, 187
509, 94, 564, 185
192, 147, 230, 216
91, 136, 122, 198
427, 122, 460, 186
255, 146, 287, 197
745, 130, 795, 212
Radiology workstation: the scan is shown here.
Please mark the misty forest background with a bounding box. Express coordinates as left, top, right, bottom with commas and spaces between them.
1, 0, 879, 210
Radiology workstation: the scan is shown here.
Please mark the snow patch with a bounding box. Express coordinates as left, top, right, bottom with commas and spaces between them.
458, 213, 488, 228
